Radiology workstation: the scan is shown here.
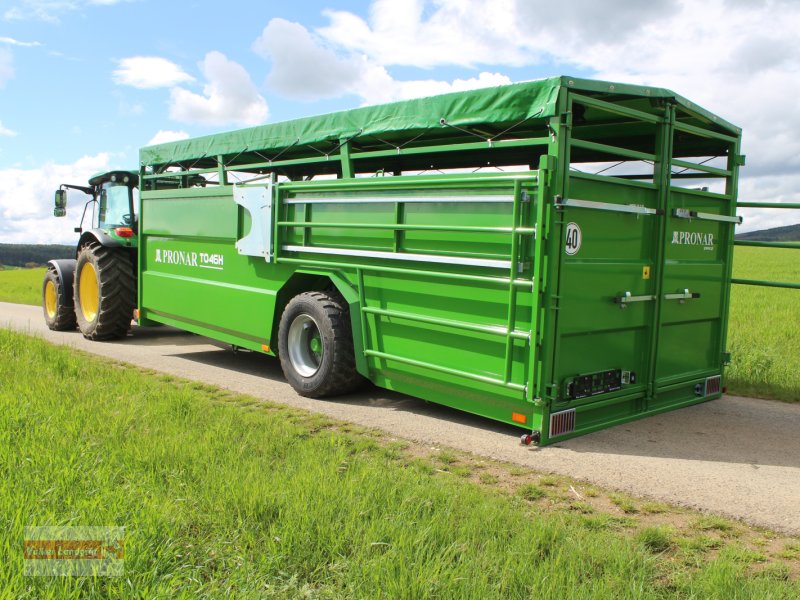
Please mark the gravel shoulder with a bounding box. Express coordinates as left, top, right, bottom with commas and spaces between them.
4, 301, 800, 534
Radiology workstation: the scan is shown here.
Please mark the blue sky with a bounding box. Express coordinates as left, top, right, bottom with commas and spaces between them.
1, 0, 799, 242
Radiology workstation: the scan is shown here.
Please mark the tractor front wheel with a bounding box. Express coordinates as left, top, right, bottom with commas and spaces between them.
42, 266, 77, 331
73, 242, 135, 340
278, 290, 362, 397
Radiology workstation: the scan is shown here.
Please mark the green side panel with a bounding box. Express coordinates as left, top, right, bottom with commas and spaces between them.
140, 187, 286, 349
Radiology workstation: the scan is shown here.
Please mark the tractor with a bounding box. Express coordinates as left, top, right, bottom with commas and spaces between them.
42, 170, 138, 340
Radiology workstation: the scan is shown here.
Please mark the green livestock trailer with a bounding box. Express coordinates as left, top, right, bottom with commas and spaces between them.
62, 76, 750, 445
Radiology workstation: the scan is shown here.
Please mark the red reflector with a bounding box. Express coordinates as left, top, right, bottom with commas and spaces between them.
115, 227, 134, 238
511, 412, 527, 424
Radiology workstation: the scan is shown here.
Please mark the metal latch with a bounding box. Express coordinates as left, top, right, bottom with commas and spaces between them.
663, 289, 701, 304
614, 291, 656, 308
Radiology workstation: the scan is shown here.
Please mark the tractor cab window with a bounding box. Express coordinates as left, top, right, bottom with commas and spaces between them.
98, 181, 136, 228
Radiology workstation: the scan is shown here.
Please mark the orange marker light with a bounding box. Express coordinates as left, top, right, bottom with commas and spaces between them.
261, 344, 270, 352
511, 412, 527, 424
133, 309, 140, 320
114, 227, 134, 238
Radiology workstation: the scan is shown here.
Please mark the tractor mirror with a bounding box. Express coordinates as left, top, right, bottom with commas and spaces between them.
54, 189, 67, 217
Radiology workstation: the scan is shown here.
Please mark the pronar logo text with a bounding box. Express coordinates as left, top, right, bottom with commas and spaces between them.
154, 249, 224, 270
671, 231, 715, 251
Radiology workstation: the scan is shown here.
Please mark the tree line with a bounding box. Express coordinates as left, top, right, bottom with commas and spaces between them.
0, 244, 75, 268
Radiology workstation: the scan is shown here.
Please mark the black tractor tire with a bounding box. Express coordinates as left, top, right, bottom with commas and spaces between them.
73, 242, 136, 340
42, 266, 77, 331
278, 290, 363, 397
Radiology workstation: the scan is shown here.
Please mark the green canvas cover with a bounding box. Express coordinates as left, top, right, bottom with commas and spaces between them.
140, 76, 739, 166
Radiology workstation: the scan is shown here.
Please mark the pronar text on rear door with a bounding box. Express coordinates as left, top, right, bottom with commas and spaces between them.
552, 178, 660, 412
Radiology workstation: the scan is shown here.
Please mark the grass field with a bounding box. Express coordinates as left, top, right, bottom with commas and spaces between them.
1, 328, 798, 597
1, 247, 797, 402
727, 247, 800, 401
0, 266, 44, 305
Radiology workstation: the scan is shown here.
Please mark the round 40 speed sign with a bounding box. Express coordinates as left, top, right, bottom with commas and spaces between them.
565, 222, 582, 256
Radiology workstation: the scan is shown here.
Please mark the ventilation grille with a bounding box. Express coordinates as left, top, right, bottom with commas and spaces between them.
549, 409, 576, 438
705, 375, 722, 396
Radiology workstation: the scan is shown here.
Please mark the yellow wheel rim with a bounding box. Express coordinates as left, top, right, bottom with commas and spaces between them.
79, 262, 99, 322
44, 279, 57, 318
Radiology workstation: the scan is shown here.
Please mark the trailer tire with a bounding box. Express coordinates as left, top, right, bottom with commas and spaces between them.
42, 266, 77, 331
278, 290, 362, 397
73, 242, 135, 340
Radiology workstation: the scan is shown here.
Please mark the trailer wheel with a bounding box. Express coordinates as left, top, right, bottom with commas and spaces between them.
278, 291, 362, 397
42, 266, 77, 331
73, 242, 135, 340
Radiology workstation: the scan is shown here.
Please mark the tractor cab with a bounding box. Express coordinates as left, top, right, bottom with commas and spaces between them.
54, 169, 139, 249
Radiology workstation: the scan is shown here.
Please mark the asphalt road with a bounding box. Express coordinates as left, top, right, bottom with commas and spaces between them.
3, 301, 800, 534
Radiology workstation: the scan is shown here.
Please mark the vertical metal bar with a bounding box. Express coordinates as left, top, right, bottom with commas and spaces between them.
527, 164, 548, 402
356, 268, 371, 371
719, 135, 742, 371
302, 203, 311, 247
217, 155, 228, 186
645, 104, 675, 400
503, 180, 523, 383
340, 139, 354, 178
540, 91, 573, 418
393, 201, 404, 252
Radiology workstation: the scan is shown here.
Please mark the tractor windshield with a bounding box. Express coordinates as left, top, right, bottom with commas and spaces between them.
98, 182, 136, 228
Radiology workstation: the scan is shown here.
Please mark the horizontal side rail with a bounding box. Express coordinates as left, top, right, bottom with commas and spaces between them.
734, 240, 800, 250
731, 278, 800, 290
276, 257, 535, 289
280, 173, 538, 193
364, 349, 526, 392
570, 138, 656, 162
362, 306, 530, 340
281, 244, 516, 270
674, 121, 738, 144
671, 158, 731, 177
277, 221, 535, 235
283, 194, 517, 205
350, 137, 550, 161
737, 202, 800, 209
569, 93, 661, 124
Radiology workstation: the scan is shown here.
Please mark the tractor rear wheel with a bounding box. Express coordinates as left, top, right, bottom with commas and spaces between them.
73, 242, 135, 340
42, 266, 77, 331
278, 290, 363, 397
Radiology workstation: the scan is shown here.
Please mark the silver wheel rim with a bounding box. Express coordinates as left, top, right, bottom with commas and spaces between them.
287, 313, 323, 377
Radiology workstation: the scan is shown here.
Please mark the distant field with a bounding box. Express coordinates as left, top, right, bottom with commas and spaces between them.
0, 246, 797, 402
727, 246, 800, 401
0, 267, 44, 305
2, 329, 798, 597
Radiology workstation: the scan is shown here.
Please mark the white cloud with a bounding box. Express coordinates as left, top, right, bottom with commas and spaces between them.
146, 130, 189, 146
0, 47, 13, 88
113, 56, 194, 89
256, 0, 800, 231
0, 121, 17, 136
254, 18, 511, 105
0, 153, 112, 244
169, 51, 268, 126
0, 36, 40, 47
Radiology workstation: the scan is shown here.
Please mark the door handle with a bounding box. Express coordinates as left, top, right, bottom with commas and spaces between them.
664, 289, 701, 303
613, 291, 656, 308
